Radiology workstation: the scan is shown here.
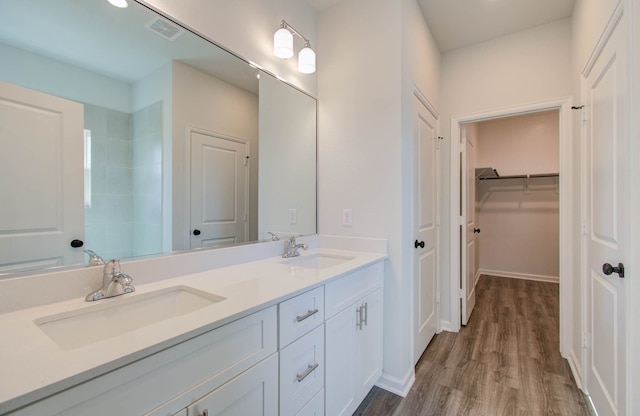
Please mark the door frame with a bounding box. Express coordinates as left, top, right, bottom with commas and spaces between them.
184, 126, 250, 249
449, 97, 573, 355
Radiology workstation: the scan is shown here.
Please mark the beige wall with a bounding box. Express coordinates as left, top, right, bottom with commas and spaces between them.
472, 111, 560, 281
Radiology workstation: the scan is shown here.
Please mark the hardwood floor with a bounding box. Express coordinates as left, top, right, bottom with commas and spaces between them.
354, 275, 593, 416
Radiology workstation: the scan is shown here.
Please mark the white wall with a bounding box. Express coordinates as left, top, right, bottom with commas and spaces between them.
172, 61, 259, 250
439, 19, 572, 328
318, 0, 441, 395
317, 0, 405, 392
140, 0, 317, 97
473, 111, 560, 281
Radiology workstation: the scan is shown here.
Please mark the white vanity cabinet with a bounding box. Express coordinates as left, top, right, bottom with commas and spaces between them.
325, 263, 384, 416
8, 307, 278, 416
5, 256, 386, 416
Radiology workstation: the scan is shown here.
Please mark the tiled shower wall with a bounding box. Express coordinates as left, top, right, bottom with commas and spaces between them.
83, 103, 162, 261
131, 102, 163, 257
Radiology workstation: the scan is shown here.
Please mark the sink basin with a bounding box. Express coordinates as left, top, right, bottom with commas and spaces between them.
282, 253, 354, 270
35, 286, 225, 350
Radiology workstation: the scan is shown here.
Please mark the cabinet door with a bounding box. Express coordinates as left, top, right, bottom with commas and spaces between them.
325, 304, 358, 416
294, 388, 324, 416
356, 289, 383, 398
186, 354, 278, 416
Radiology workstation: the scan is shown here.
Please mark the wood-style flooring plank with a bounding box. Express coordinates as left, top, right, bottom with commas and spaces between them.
353, 275, 594, 416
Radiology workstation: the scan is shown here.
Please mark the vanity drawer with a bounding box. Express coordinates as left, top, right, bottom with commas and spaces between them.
325, 262, 383, 318
278, 286, 324, 347
279, 324, 325, 416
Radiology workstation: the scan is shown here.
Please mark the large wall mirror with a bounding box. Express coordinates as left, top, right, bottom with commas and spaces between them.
0, 0, 317, 276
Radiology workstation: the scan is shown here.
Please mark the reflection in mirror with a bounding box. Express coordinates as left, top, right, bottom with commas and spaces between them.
0, 0, 317, 276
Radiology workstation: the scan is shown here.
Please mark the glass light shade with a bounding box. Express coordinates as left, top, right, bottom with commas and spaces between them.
298, 47, 316, 74
107, 0, 128, 8
273, 28, 294, 59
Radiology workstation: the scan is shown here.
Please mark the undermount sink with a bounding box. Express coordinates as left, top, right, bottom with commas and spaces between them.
35, 286, 225, 350
282, 253, 354, 270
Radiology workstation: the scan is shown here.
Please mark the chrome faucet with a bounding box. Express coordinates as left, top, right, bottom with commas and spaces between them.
85, 259, 135, 302
282, 236, 308, 258
83, 249, 105, 266
267, 231, 280, 241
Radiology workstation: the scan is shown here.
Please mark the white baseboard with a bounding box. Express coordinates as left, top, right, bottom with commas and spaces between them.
439, 320, 454, 332
478, 268, 559, 283
375, 367, 415, 397
474, 269, 481, 286
567, 348, 585, 392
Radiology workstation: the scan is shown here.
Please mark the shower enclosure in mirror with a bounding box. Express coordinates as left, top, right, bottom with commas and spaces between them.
0, 0, 317, 275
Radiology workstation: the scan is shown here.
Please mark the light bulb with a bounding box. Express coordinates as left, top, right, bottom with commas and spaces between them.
274, 28, 294, 59
298, 46, 316, 74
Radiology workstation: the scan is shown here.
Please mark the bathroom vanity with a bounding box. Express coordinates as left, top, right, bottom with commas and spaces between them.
0, 237, 386, 416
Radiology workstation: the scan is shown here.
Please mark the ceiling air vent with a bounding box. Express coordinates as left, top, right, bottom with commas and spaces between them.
145, 17, 185, 41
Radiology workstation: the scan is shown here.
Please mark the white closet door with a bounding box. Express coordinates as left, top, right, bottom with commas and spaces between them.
0, 81, 84, 272
189, 130, 248, 249
461, 128, 477, 325
583, 9, 627, 416
413, 94, 439, 364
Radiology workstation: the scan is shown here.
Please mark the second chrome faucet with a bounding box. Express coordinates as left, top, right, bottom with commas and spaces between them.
85, 258, 135, 302
282, 236, 308, 258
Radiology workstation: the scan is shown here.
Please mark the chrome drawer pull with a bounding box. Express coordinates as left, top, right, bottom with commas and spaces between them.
296, 308, 319, 322
296, 363, 319, 382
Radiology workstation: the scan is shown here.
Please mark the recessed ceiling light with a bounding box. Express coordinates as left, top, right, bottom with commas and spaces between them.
108, 0, 128, 8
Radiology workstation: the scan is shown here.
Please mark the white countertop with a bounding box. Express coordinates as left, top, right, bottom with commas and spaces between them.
0, 248, 386, 414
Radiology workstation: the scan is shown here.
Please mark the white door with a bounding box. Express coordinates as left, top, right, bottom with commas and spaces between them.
0, 81, 84, 273
461, 127, 477, 325
413, 94, 439, 364
190, 130, 248, 249
583, 11, 627, 416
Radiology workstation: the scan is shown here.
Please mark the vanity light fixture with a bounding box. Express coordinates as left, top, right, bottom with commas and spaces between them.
273, 20, 316, 74
107, 0, 128, 8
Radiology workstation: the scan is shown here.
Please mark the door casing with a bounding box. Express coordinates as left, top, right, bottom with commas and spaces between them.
449, 97, 573, 361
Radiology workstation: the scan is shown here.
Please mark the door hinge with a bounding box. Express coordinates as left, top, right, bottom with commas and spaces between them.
459, 216, 465, 226
460, 142, 466, 153
436, 215, 441, 227
459, 288, 464, 299
582, 332, 591, 349
436, 292, 440, 304
582, 219, 588, 235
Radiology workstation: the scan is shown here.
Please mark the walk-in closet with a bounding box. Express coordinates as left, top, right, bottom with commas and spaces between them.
466, 110, 560, 285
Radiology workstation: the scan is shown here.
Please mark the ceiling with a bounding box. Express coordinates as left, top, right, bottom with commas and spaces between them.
307, 0, 576, 52
0, 0, 258, 92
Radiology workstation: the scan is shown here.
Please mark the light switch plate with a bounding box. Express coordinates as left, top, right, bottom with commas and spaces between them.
342, 209, 353, 226
288, 208, 297, 224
